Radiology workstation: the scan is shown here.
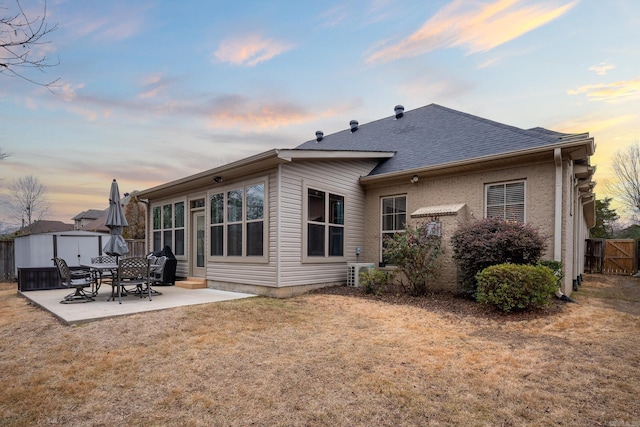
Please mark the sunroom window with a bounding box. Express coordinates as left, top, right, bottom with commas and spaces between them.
210, 182, 265, 258
152, 201, 185, 255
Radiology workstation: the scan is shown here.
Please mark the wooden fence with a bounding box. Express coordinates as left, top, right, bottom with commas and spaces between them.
585, 238, 638, 275
0, 240, 15, 281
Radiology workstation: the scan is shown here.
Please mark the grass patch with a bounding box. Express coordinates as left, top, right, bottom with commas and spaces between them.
0, 276, 638, 426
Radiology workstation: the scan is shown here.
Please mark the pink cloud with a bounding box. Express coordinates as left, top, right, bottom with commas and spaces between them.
213, 34, 295, 66
366, 0, 578, 63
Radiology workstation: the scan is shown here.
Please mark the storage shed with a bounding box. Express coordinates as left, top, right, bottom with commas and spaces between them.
14, 230, 108, 275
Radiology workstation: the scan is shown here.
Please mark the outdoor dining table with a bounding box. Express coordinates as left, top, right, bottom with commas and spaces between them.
80, 262, 118, 298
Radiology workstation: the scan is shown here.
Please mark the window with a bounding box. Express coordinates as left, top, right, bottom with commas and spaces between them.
305, 188, 344, 258
380, 195, 406, 263
486, 180, 525, 223
151, 201, 185, 255
209, 182, 265, 258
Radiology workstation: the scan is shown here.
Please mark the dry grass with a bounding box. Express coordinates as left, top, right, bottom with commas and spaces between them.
0, 274, 638, 426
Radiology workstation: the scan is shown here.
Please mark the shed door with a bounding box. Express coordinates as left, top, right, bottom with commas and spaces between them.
58, 236, 101, 267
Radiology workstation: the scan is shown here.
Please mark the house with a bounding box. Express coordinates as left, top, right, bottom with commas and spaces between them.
15, 220, 75, 236
72, 209, 107, 230
136, 104, 596, 297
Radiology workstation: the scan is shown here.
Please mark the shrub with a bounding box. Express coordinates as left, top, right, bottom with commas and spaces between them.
538, 260, 563, 288
383, 222, 443, 296
451, 218, 547, 293
475, 263, 557, 312
359, 269, 391, 295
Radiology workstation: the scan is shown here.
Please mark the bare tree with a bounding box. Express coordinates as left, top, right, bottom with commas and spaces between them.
609, 142, 640, 221
0, 148, 8, 160
4, 175, 49, 227
1, 0, 59, 87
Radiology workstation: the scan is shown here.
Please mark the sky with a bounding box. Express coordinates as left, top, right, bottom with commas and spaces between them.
1, 0, 639, 228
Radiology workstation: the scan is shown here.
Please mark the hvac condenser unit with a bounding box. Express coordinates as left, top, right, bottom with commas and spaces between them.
347, 263, 375, 287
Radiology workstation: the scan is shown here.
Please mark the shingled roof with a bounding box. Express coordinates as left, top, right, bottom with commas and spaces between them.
295, 104, 584, 176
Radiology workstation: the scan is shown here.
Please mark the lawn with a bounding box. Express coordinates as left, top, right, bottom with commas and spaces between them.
0, 274, 638, 426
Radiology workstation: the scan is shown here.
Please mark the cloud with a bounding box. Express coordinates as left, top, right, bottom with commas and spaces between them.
137, 73, 177, 100
206, 95, 311, 130
366, 0, 578, 63
62, 4, 148, 43
567, 78, 640, 102
319, 6, 348, 27
589, 62, 616, 76
213, 34, 295, 66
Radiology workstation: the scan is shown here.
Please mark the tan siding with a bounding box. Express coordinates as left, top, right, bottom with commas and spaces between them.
363, 161, 558, 291
205, 171, 279, 287
278, 159, 378, 286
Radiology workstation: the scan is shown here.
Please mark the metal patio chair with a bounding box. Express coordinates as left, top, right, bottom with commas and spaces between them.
112, 257, 151, 304
52, 257, 96, 304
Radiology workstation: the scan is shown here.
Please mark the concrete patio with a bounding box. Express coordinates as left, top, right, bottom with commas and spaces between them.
20, 285, 256, 325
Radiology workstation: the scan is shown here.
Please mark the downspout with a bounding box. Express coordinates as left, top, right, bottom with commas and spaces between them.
554, 148, 575, 302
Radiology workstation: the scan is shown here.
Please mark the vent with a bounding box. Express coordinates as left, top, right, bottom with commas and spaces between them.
394, 104, 404, 119
315, 131, 323, 142
350, 120, 359, 132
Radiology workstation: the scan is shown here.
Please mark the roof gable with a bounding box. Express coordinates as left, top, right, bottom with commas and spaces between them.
295, 104, 588, 176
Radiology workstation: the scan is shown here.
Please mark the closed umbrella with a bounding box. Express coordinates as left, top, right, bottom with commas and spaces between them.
103, 179, 129, 259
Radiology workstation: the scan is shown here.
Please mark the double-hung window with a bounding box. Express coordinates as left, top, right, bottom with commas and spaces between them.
210, 182, 265, 258
380, 195, 406, 263
485, 180, 525, 223
305, 188, 344, 259
152, 201, 185, 255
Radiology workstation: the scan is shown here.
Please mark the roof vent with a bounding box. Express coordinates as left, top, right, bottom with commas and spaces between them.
350, 120, 359, 133
315, 131, 324, 142
394, 105, 404, 119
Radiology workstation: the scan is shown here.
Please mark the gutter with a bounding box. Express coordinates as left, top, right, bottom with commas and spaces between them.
359, 137, 595, 184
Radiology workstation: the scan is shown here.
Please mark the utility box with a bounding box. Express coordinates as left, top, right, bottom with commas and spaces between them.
347, 263, 375, 287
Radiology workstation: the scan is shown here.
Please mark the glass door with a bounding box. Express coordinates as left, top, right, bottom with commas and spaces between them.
191, 212, 206, 277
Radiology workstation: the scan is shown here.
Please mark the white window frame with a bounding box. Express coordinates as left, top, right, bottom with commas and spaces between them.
151, 199, 187, 257
302, 182, 346, 263
208, 177, 268, 263
485, 180, 526, 223
380, 194, 407, 264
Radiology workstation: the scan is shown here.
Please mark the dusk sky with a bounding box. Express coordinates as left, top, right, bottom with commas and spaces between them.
1, 0, 639, 227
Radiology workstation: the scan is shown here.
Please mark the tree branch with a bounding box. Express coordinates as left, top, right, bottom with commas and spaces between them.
0, 0, 59, 88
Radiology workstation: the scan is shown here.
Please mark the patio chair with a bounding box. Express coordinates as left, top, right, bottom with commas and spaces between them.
90, 255, 116, 295
52, 257, 96, 304
112, 257, 151, 304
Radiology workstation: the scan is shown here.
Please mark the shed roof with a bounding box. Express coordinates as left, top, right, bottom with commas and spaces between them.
15, 220, 74, 236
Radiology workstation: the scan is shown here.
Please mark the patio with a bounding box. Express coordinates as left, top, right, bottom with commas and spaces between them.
19, 285, 256, 325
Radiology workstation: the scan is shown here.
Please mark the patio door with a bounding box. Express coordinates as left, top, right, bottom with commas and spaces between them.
191, 212, 206, 277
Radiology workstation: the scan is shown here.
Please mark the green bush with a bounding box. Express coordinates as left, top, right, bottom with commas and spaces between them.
383, 222, 443, 296
359, 269, 391, 295
451, 218, 547, 293
475, 263, 557, 312
538, 260, 563, 288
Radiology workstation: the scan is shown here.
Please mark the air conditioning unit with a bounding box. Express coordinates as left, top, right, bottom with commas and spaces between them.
347, 263, 375, 287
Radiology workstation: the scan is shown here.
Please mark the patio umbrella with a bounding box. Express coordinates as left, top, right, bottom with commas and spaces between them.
103, 179, 129, 259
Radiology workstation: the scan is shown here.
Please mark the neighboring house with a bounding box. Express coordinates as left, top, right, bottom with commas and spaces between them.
15, 220, 75, 236
73, 209, 107, 230
136, 104, 596, 297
